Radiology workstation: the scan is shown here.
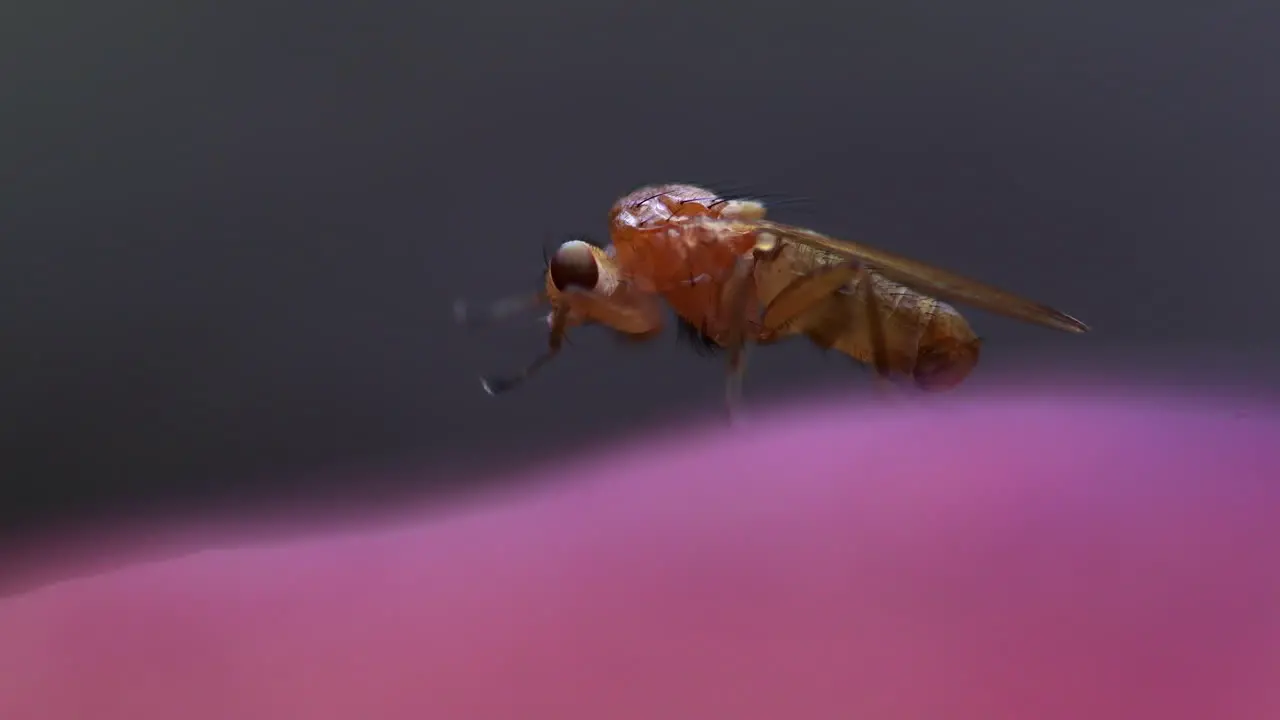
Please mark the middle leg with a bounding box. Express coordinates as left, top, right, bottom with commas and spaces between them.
717, 255, 757, 423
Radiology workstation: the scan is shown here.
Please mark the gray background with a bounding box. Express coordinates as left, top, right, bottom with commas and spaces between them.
3, 1, 1278, 552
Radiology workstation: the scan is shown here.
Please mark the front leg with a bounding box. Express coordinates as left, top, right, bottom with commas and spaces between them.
481, 286, 663, 396
480, 302, 572, 395
563, 284, 665, 338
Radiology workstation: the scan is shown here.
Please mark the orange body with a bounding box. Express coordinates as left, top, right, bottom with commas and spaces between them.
602, 183, 982, 390
516, 182, 1085, 401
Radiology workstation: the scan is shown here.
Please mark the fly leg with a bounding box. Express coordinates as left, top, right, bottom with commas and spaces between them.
478, 287, 664, 395
758, 261, 894, 392
758, 263, 859, 337
718, 255, 758, 424
479, 302, 570, 395
852, 265, 895, 398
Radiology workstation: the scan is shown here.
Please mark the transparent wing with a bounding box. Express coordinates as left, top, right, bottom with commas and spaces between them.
742, 219, 1089, 334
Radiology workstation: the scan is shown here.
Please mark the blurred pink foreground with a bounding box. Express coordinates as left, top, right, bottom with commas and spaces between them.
2, 391, 1279, 719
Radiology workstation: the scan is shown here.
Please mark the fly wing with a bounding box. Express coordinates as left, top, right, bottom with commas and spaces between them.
744, 219, 1089, 334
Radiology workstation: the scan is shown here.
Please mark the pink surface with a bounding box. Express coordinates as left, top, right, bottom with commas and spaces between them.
2, 392, 1279, 719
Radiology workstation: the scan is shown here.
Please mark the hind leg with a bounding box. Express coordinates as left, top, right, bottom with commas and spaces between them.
757, 262, 894, 387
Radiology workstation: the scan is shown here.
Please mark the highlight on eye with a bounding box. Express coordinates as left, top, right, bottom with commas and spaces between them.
547, 240, 600, 292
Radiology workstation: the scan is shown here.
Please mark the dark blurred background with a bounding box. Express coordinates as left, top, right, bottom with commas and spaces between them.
3, 1, 1278, 565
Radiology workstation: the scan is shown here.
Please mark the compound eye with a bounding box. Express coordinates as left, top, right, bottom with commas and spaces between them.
548, 240, 600, 292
